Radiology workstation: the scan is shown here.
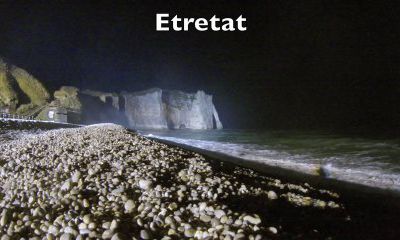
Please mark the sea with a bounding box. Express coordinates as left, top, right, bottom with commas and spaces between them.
141, 129, 400, 192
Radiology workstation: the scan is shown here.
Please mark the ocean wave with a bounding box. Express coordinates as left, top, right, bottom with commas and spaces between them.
147, 134, 400, 191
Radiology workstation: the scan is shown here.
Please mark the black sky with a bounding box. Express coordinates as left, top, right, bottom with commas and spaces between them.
0, 0, 399, 133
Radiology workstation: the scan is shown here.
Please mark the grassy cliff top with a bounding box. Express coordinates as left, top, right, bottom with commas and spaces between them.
0, 60, 17, 108
0, 57, 50, 110
9, 65, 50, 105
53, 86, 82, 110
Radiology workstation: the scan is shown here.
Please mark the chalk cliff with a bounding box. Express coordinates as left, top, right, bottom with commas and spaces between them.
163, 90, 223, 129
122, 88, 223, 130
0, 56, 223, 129
81, 90, 120, 110
122, 88, 168, 129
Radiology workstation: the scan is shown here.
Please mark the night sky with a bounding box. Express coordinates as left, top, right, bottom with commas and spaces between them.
0, 0, 399, 133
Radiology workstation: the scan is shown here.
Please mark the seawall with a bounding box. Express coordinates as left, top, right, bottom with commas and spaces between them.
0, 118, 81, 131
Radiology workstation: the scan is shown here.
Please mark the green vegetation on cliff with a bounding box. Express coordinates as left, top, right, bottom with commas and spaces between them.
0, 57, 50, 114
53, 86, 82, 110
9, 65, 50, 105
0, 59, 17, 109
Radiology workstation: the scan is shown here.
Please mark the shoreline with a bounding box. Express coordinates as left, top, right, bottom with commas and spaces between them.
147, 135, 400, 239
0, 123, 399, 239
148, 136, 400, 201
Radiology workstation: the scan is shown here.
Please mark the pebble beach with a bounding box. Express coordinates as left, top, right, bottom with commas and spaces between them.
0, 123, 398, 239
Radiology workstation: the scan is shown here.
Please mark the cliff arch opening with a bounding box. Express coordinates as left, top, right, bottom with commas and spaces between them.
212, 114, 217, 129
105, 96, 113, 107
118, 95, 125, 112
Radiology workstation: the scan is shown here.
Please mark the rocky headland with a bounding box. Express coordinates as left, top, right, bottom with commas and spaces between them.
122, 88, 222, 130
0, 57, 223, 130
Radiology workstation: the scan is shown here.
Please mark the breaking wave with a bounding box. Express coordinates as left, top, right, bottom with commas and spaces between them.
144, 131, 400, 192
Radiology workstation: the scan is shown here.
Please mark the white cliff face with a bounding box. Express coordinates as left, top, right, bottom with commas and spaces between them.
122, 88, 168, 129
107, 88, 222, 130
163, 90, 215, 129
212, 104, 223, 129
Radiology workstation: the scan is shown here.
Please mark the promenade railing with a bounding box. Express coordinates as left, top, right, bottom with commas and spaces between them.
0, 112, 35, 121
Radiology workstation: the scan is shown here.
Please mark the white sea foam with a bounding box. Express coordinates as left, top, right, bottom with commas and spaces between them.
148, 134, 400, 191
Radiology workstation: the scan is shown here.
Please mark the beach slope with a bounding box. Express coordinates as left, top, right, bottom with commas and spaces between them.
0, 123, 398, 239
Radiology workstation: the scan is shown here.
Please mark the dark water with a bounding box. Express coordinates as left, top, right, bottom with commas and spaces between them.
141, 129, 400, 191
